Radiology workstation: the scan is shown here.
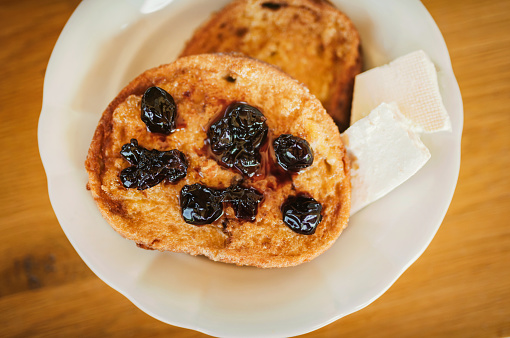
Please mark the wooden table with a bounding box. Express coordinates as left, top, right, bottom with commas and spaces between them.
1, 0, 509, 336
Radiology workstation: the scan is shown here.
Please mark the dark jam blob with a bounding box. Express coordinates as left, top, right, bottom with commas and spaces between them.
281, 195, 322, 235
208, 118, 233, 153
118, 166, 141, 189
119, 139, 187, 190
141, 86, 177, 134
222, 184, 263, 221
180, 184, 224, 225
234, 150, 262, 177
273, 134, 314, 172
179, 183, 264, 224
208, 103, 268, 177
227, 103, 267, 147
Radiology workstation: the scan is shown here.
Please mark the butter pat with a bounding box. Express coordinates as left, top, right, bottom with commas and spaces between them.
351, 50, 451, 133
342, 103, 431, 215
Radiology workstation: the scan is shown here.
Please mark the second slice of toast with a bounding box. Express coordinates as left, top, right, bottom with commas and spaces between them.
180, 0, 362, 131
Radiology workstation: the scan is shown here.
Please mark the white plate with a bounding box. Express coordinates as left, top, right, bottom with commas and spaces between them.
38, 0, 463, 337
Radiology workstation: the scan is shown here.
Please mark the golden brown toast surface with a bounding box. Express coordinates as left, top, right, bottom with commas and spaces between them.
180, 0, 362, 131
85, 53, 350, 268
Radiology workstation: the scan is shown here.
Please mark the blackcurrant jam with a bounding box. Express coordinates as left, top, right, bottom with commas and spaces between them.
119, 139, 187, 190
222, 184, 264, 221
273, 134, 314, 172
208, 102, 268, 177
281, 195, 322, 235
141, 86, 177, 134
180, 184, 224, 225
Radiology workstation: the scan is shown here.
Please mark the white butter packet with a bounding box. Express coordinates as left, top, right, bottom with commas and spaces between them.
342, 103, 431, 215
351, 50, 451, 133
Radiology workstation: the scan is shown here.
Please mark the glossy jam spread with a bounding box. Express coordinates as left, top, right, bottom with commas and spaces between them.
273, 134, 314, 172
208, 102, 268, 177
119, 139, 187, 190
124, 91, 322, 233
281, 195, 323, 235
180, 183, 263, 225
205, 102, 322, 233
180, 184, 224, 225
141, 86, 177, 134
222, 184, 264, 221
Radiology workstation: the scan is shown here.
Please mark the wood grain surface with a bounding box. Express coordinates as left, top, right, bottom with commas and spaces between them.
1, 0, 509, 336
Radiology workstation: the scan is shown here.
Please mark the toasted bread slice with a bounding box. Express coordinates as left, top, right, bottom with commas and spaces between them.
85, 53, 350, 268
180, 0, 362, 131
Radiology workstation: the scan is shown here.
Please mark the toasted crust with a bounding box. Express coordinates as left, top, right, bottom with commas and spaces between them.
180, 0, 362, 131
85, 53, 350, 268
